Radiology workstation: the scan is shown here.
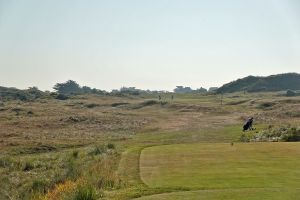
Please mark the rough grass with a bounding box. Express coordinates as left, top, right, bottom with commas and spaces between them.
139, 143, 300, 199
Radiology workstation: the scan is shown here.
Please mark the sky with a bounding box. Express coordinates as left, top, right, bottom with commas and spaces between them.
0, 0, 299, 91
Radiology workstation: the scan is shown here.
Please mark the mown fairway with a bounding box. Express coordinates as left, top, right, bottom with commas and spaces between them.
139, 143, 300, 199
136, 188, 300, 200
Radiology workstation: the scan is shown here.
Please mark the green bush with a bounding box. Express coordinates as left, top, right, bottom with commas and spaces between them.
0, 86, 46, 101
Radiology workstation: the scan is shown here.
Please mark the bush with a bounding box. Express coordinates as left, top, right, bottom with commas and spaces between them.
281, 127, 300, 141
53, 80, 81, 95
240, 133, 251, 142
240, 126, 300, 142
286, 89, 296, 97
107, 143, 115, 149
74, 184, 96, 200
0, 86, 46, 101
56, 93, 69, 100
72, 150, 79, 158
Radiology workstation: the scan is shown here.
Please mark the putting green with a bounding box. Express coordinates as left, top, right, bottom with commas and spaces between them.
139, 143, 300, 199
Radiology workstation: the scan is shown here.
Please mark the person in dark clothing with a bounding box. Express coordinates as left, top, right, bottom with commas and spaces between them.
243, 117, 254, 131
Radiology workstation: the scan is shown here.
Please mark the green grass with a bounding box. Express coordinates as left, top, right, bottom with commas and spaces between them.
139, 142, 300, 199
136, 188, 300, 200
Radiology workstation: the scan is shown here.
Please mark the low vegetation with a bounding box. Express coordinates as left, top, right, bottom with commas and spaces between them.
0, 88, 299, 199
241, 126, 300, 142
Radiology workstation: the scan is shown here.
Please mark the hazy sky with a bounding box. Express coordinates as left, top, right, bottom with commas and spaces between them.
0, 0, 299, 91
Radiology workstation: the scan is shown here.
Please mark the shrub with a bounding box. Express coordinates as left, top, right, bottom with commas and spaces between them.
241, 126, 300, 142
72, 150, 79, 158
240, 133, 250, 142
0, 86, 46, 101
286, 89, 296, 97
56, 93, 69, 100
281, 127, 300, 141
74, 184, 96, 200
107, 143, 115, 149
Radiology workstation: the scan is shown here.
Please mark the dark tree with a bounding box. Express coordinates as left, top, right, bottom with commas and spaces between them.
82, 86, 92, 93
53, 80, 81, 94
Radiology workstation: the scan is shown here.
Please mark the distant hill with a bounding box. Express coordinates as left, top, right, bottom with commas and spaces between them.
217, 73, 300, 93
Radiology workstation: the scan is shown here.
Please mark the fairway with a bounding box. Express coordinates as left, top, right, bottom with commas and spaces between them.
139, 143, 300, 199
136, 188, 300, 200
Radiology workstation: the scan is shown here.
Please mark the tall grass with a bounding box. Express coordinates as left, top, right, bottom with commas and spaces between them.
74, 184, 96, 200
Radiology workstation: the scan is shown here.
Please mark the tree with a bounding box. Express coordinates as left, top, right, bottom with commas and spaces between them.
82, 86, 92, 93
196, 87, 207, 93
53, 80, 81, 94
174, 86, 193, 93
26, 87, 43, 99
